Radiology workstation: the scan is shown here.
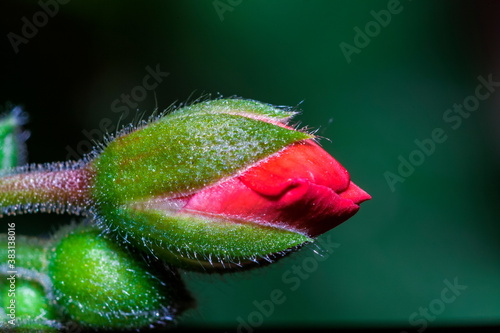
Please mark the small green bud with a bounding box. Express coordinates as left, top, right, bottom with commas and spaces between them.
48, 224, 194, 330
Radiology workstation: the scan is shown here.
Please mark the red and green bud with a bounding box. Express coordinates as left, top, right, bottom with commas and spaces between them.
180, 139, 371, 238
89, 99, 370, 270
0, 99, 370, 272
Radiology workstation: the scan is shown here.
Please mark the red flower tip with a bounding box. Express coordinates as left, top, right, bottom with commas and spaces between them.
179, 139, 370, 238
339, 181, 372, 204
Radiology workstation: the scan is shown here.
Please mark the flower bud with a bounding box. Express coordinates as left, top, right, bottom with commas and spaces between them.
88, 99, 371, 271
48, 224, 194, 330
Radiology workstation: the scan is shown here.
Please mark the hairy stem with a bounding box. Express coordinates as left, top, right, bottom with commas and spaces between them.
0, 163, 94, 217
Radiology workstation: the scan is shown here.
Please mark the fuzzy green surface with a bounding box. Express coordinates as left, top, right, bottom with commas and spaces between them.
92, 99, 311, 205
108, 207, 312, 271
173, 98, 297, 120
0, 235, 48, 272
0, 111, 25, 170
48, 226, 173, 329
0, 322, 59, 333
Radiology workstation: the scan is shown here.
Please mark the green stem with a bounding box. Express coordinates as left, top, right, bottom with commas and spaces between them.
0, 162, 94, 217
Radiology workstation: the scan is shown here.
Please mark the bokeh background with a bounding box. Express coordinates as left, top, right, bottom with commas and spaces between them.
1, 0, 499, 330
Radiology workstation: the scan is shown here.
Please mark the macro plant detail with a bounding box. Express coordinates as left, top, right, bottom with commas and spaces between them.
1, 224, 194, 331
0, 98, 370, 330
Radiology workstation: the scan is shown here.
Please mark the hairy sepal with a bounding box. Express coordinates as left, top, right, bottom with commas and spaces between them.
91, 99, 311, 206
98, 204, 313, 272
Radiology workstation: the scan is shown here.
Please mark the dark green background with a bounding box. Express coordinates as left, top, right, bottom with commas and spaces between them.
1, 0, 499, 330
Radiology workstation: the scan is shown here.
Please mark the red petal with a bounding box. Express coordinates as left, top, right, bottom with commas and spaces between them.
180, 139, 370, 237
240, 140, 351, 195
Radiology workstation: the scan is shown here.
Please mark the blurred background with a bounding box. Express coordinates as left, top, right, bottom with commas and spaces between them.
1, 0, 499, 330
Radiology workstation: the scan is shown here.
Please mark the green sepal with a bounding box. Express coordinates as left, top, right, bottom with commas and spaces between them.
172, 98, 298, 121
91, 98, 311, 206
0, 107, 27, 170
47, 224, 194, 330
101, 206, 313, 272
